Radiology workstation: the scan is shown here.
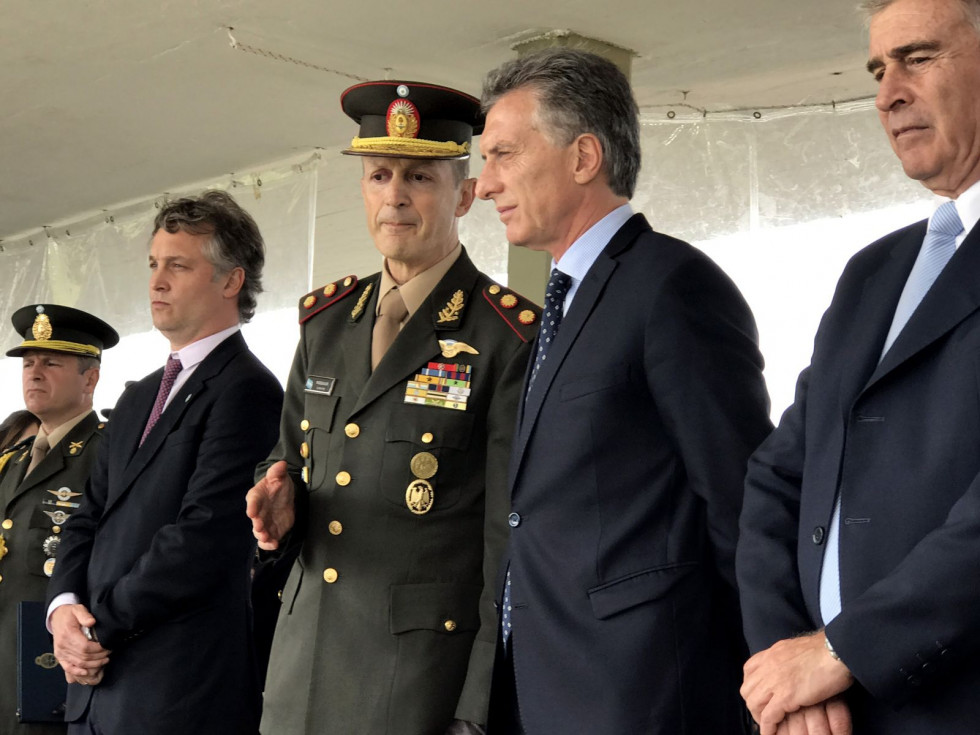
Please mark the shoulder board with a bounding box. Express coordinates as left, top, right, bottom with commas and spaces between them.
0, 448, 16, 477
298, 276, 359, 325
0, 436, 30, 477
482, 284, 542, 343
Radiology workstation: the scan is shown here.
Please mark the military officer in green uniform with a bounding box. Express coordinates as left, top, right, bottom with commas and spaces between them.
247, 81, 540, 735
0, 304, 118, 734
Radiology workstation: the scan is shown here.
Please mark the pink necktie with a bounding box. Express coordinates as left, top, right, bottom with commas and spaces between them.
140, 356, 182, 445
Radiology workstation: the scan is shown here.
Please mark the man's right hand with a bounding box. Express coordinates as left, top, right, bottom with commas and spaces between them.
51, 604, 110, 682
246, 460, 296, 551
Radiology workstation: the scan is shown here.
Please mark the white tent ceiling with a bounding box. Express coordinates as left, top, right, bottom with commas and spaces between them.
1, 0, 877, 240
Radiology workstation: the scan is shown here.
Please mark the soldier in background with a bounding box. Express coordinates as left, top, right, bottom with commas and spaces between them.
0, 304, 117, 734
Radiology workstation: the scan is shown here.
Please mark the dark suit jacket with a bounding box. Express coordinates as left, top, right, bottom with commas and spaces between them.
47, 331, 282, 735
501, 214, 772, 734
0, 412, 102, 735
738, 218, 980, 733
258, 249, 538, 735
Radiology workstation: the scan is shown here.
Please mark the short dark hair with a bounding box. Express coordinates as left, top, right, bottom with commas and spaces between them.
482, 48, 641, 199
152, 190, 266, 323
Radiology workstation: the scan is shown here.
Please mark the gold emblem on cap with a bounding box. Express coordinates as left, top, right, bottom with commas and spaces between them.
500, 294, 518, 309
439, 339, 479, 358
32, 310, 53, 341
35, 653, 58, 670
437, 291, 464, 324
303, 295, 317, 309
323, 283, 338, 298
350, 282, 374, 321
386, 99, 420, 139
406, 479, 434, 515
488, 285, 501, 295
518, 310, 537, 325
43, 558, 56, 577
410, 452, 438, 480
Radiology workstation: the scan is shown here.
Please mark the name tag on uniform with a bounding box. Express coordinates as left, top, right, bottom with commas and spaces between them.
304, 375, 336, 396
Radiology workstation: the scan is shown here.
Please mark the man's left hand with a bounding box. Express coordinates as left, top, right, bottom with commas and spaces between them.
741, 630, 854, 735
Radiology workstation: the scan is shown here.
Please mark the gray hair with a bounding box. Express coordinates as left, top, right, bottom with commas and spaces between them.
860, 0, 980, 31
76, 355, 101, 373
482, 48, 640, 199
152, 190, 266, 323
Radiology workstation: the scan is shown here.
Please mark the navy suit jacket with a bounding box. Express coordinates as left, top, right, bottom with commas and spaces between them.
48, 331, 282, 734
738, 218, 980, 733
501, 214, 772, 734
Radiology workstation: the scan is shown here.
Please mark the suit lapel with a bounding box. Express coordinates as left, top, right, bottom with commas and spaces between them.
865, 220, 980, 394
350, 253, 480, 417
512, 215, 647, 482
835, 223, 924, 410
110, 332, 246, 512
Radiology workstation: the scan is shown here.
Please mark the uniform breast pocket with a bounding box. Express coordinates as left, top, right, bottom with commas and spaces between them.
306, 394, 340, 489
380, 404, 474, 513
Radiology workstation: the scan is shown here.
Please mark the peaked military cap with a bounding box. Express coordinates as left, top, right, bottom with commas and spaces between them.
7, 304, 119, 359
340, 80, 483, 160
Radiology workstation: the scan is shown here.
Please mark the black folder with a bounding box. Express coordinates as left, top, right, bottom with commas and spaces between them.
17, 600, 67, 723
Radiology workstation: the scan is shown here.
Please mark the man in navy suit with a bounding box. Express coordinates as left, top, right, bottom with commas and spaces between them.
738, 0, 980, 733
476, 49, 772, 734
46, 191, 283, 734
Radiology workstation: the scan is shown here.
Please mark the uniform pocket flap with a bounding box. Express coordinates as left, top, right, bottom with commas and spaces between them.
389, 582, 482, 634
587, 562, 699, 620
384, 404, 475, 450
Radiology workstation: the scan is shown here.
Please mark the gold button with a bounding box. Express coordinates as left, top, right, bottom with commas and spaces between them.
488, 284, 501, 295
323, 568, 338, 583
98, 423, 105, 429
300, 419, 310, 432
277, 589, 283, 601
344, 423, 360, 438
336, 471, 351, 486
52, 526, 61, 534
421, 432, 434, 444
444, 619, 457, 632
343, 276, 353, 287
0, 574, 3, 583
1, 519, 11, 530
300, 442, 309, 459
328, 521, 343, 536
302, 466, 310, 484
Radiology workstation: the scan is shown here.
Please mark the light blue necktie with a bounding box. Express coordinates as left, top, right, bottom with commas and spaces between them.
820, 200, 963, 624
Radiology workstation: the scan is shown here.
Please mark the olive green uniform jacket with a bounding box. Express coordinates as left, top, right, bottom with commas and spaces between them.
0, 412, 102, 735
258, 249, 538, 735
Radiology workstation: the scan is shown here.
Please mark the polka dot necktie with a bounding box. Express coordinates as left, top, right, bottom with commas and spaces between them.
525, 268, 572, 399
504, 268, 572, 647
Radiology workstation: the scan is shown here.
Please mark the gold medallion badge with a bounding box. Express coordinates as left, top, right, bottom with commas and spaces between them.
386, 99, 421, 139
410, 452, 439, 480
518, 310, 537, 325
406, 479, 434, 515
303, 296, 317, 309
32, 313, 53, 341
438, 339, 479, 358
323, 283, 337, 297
500, 294, 518, 309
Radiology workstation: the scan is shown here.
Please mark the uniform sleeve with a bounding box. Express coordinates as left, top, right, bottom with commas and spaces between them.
453, 338, 530, 724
